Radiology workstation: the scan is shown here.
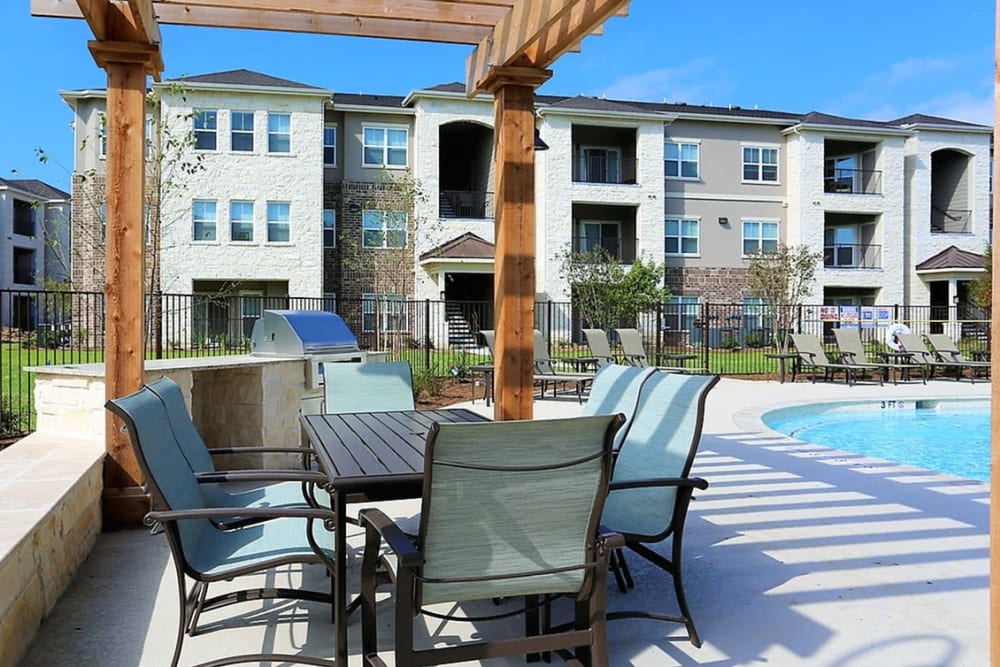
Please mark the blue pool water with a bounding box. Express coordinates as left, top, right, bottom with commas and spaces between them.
763, 399, 991, 482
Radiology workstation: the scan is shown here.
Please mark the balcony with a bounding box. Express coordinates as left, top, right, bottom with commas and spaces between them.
439, 190, 494, 220
823, 168, 882, 194
572, 153, 637, 185
823, 243, 881, 269
931, 207, 972, 233
13, 200, 34, 236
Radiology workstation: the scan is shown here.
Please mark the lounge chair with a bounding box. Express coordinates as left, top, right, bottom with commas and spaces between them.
106, 384, 337, 667
481, 329, 593, 402
925, 333, 991, 381
789, 332, 865, 384
581, 364, 656, 452
601, 371, 720, 647
322, 360, 415, 412
614, 327, 705, 373
582, 328, 618, 366
146, 376, 326, 528
896, 333, 969, 381
359, 414, 626, 667
833, 328, 922, 385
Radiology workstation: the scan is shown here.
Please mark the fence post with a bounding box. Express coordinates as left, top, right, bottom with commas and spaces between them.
424, 299, 431, 372
546, 300, 553, 353
701, 303, 710, 366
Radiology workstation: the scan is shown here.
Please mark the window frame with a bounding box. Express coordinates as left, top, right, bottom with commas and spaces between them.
267, 112, 291, 154
664, 217, 700, 256
229, 200, 254, 242
323, 209, 337, 248
741, 219, 780, 256
362, 125, 409, 169
231, 110, 255, 152
662, 295, 700, 332
323, 123, 338, 166
362, 209, 407, 249
741, 144, 779, 183
266, 201, 291, 243
193, 110, 218, 151
192, 199, 217, 241
664, 139, 700, 180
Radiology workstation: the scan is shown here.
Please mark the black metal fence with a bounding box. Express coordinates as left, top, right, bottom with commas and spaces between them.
0, 288, 990, 438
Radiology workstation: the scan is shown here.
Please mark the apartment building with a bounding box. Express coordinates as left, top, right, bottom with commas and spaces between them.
0, 178, 70, 328
61, 69, 991, 345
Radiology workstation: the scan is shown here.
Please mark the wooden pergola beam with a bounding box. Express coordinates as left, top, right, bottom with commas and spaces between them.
466, 0, 629, 94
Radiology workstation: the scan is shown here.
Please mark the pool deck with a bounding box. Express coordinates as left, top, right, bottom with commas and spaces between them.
20, 376, 991, 666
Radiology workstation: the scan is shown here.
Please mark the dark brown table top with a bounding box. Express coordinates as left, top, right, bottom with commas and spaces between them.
301, 408, 490, 499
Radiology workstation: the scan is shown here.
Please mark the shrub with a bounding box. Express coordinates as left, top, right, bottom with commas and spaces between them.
0, 397, 23, 438
411, 364, 446, 399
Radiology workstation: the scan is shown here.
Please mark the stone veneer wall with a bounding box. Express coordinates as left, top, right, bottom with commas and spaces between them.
665, 266, 750, 303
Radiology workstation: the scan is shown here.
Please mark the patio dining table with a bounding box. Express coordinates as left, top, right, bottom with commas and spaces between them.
300, 408, 491, 665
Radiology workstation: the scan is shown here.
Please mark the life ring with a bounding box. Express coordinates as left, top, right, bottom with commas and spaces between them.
884, 323, 911, 350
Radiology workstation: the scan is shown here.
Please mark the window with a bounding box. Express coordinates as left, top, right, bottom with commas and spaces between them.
580, 146, 620, 183
230, 200, 254, 241
323, 209, 336, 248
267, 201, 290, 242
362, 293, 408, 333
664, 140, 698, 179
267, 113, 291, 153
322, 293, 337, 314
662, 296, 699, 332
192, 200, 217, 241
194, 110, 217, 151
742, 297, 770, 334
579, 221, 621, 259
362, 209, 407, 248
664, 218, 699, 255
743, 146, 778, 182
363, 126, 408, 167
323, 124, 337, 166
231, 111, 254, 152
98, 114, 107, 158
742, 220, 779, 255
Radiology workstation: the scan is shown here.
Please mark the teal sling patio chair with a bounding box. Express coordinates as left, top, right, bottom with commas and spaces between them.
925, 333, 990, 381
146, 376, 325, 529
322, 360, 415, 413
581, 364, 656, 452
106, 385, 337, 667
789, 332, 861, 384
601, 371, 720, 648
359, 414, 626, 667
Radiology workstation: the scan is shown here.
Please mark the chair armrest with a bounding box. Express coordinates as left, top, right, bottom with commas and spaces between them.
147, 504, 336, 524
194, 470, 327, 484
596, 531, 626, 551
358, 507, 423, 568
609, 476, 709, 492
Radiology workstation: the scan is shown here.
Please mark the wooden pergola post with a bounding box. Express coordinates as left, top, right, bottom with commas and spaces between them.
485, 67, 551, 422
89, 36, 160, 528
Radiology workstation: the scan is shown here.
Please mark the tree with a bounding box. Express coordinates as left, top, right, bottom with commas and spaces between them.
968, 244, 991, 317
745, 243, 822, 352
560, 247, 671, 332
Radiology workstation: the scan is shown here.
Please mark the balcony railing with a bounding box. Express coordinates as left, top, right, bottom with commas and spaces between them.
439, 190, 494, 220
571, 154, 637, 184
823, 168, 882, 194
570, 236, 636, 262
931, 207, 972, 233
823, 243, 881, 269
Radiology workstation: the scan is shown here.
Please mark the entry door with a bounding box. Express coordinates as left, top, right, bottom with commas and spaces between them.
580, 221, 622, 259
581, 147, 620, 183
240, 290, 264, 340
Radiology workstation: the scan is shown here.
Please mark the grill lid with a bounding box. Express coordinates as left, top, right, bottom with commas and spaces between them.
250, 310, 359, 356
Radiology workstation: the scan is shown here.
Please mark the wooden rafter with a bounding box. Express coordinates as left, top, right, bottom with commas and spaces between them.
31, 0, 629, 93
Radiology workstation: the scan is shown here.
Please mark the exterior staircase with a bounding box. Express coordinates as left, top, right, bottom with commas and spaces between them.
445, 302, 478, 348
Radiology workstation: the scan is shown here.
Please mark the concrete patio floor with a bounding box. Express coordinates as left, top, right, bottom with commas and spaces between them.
20, 376, 990, 666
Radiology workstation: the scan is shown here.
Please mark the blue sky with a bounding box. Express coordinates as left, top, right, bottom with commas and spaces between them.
3, 1, 994, 191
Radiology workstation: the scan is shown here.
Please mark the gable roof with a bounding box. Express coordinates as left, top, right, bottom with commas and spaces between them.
891, 113, 992, 131
419, 232, 495, 261
169, 69, 325, 91
915, 245, 986, 271
0, 178, 70, 201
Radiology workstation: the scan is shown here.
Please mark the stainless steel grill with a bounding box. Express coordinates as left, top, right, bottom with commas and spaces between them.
250, 310, 375, 391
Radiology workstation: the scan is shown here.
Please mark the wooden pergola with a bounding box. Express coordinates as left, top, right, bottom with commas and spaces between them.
29, 0, 631, 516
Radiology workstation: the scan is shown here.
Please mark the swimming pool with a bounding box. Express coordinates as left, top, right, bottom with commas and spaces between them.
762, 399, 991, 482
